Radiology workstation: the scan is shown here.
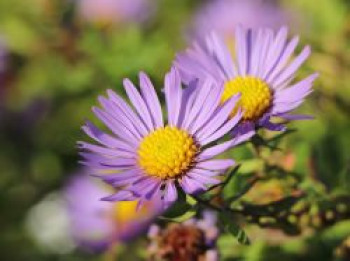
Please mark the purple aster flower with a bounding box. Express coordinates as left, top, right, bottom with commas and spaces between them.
78, 67, 254, 208
65, 172, 163, 252
76, 0, 154, 25
147, 210, 219, 261
175, 27, 318, 134
193, 0, 290, 39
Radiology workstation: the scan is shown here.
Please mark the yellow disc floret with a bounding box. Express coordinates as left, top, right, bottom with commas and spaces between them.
222, 76, 272, 121
138, 126, 198, 179
113, 200, 150, 224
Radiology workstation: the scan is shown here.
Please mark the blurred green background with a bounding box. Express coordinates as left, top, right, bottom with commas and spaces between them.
0, 0, 350, 260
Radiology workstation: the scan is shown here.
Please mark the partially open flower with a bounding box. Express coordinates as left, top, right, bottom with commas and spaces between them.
64, 172, 162, 251
147, 211, 219, 261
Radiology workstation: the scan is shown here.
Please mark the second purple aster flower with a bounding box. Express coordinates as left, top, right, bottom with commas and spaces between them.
78, 67, 254, 208
176, 26, 318, 134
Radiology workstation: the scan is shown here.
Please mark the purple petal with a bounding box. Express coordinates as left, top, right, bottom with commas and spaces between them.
196, 159, 235, 170
98, 96, 143, 139
259, 117, 286, 131
231, 121, 255, 136
271, 100, 305, 115
257, 28, 273, 78
123, 78, 155, 131
200, 109, 242, 145
187, 171, 220, 186
82, 121, 136, 151
207, 32, 237, 78
250, 28, 264, 75
189, 81, 223, 134
92, 107, 140, 146
101, 191, 136, 201
106, 89, 149, 136
95, 168, 143, 186
198, 130, 254, 161
266, 36, 299, 84
235, 26, 248, 76
177, 79, 199, 128
196, 94, 240, 144
262, 26, 288, 79
190, 168, 220, 177
180, 176, 206, 194
78, 141, 136, 159
139, 72, 164, 128
277, 113, 314, 121
129, 176, 160, 197
272, 46, 311, 87
182, 78, 214, 130
164, 67, 182, 126
274, 73, 318, 103
80, 152, 136, 168
163, 181, 177, 203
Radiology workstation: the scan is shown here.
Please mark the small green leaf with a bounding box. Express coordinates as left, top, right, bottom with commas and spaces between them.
221, 213, 250, 245
226, 222, 251, 245
167, 209, 197, 223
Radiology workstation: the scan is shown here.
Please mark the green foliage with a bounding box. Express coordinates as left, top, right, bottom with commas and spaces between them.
0, 0, 350, 260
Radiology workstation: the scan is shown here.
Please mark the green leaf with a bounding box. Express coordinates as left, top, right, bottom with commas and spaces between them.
227, 222, 251, 245
164, 208, 197, 223
221, 212, 250, 245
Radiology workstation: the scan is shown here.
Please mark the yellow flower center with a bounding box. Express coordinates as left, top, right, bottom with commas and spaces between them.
113, 201, 138, 224
222, 76, 272, 121
138, 126, 198, 179
113, 200, 149, 224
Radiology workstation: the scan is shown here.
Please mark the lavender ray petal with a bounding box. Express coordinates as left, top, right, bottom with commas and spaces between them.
200, 109, 242, 145
106, 89, 149, 136
98, 96, 143, 139
180, 176, 206, 194
182, 78, 214, 129
196, 94, 240, 143
272, 46, 311, 87
123, 78, 155, 131
82, 121, 136, 151
187, 171, 220, 186
92, 107, 140, 146
274, 73, 318, 103
207, 32, 237, 78
78, 141, 136, 159
262, 26, 288, 79
235, 26, 248, 76
139, 72, 164, 128
198, 130, 254, 161
101, 191, 137, 201
276, 113, 314, 121
164, 67, 182, 126
257, 28, 273, 78
196, 159, 235, 170
266, 36, 299, 83
190, 82, 223, 134
163, 181, 177, 203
